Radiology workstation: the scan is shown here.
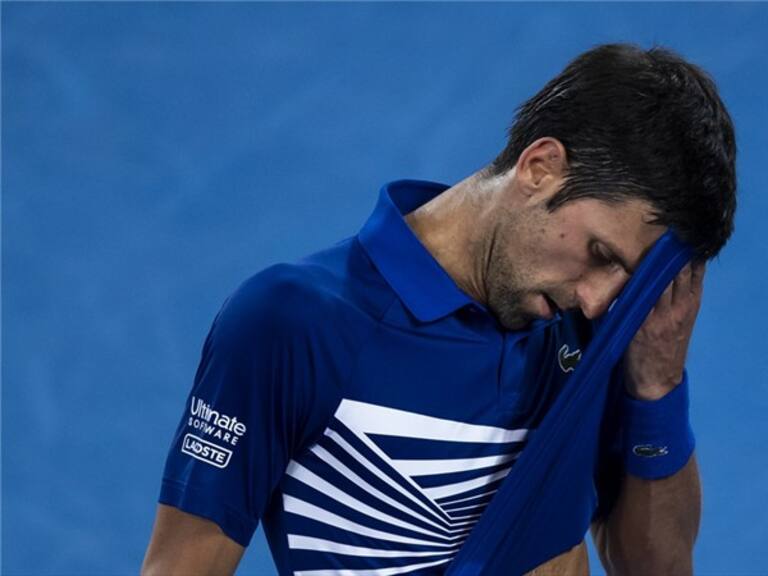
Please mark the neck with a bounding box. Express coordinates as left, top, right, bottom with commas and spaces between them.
404, 170, 508, 306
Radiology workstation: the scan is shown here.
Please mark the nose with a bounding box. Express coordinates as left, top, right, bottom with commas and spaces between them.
575, 270, 629, 320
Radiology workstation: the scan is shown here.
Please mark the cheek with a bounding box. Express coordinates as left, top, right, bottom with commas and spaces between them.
533, 244, 590, 286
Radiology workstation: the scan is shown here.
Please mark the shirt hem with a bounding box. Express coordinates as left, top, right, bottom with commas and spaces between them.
159, 478, 258, 548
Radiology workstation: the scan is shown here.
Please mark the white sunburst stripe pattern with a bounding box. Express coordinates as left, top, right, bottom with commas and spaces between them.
282, 399, 530, 575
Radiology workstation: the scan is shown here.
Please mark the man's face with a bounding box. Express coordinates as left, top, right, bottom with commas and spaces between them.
485, 195, 667, 330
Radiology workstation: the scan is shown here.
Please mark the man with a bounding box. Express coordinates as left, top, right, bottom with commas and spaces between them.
142, 43, 735, 575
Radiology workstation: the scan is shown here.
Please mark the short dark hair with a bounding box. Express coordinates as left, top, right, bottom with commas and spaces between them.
487, 43, 736, 260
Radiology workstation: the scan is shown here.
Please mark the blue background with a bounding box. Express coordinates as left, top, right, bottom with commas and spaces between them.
3, 3, 767, 574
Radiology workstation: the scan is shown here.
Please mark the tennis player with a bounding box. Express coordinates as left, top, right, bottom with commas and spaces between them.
142, 43, 735, 575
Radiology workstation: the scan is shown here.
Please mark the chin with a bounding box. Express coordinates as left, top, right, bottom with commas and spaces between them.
498, 314, 534, 331
487, 295, 534, 331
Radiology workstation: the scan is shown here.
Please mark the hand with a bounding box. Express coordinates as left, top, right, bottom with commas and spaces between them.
623, 260, 706, 401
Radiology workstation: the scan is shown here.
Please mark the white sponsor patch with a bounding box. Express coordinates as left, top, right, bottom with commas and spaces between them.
187, 396, 247, 447
181, 433, 233, 469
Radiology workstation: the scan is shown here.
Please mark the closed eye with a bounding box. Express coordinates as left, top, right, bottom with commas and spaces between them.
592, 243, 620, 269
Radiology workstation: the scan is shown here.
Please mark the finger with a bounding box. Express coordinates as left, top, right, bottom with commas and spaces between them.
671, 262, 693, 302
691, 260, 706, 294
655, 278, 674, 312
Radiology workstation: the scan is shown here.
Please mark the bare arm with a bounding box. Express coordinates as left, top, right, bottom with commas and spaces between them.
141, 504, 246, 576
591, 453, 701, 575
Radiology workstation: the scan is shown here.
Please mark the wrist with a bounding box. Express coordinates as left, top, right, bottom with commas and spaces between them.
625, 371, 684, 401
622, 369, 696, 479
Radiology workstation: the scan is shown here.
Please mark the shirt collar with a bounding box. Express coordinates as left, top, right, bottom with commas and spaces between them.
358, 179, 563, 331
358, 179, 475, 322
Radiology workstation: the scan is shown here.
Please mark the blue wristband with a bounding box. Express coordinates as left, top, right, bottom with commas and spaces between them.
622, 370, 696, 479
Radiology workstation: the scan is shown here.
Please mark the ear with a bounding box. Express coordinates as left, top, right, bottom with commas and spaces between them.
515, 138, 568, 204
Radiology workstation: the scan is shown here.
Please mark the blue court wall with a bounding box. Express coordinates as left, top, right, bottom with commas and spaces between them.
3, 3, 767, 574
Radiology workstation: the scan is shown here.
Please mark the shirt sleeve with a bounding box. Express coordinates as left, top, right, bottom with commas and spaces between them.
158, 266, 331, 547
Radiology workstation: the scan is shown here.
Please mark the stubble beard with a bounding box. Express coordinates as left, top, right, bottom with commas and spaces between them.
483, 205, 546, 331
486, 257, 537, 331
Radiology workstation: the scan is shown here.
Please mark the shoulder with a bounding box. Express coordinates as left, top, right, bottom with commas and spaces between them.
213, 262, 334, 348
234, 262, 327, 314
203, 238, 393, 379
219, 237, 392, 335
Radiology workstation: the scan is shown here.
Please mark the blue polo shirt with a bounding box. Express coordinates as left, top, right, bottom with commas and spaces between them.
159, 179, 599, 575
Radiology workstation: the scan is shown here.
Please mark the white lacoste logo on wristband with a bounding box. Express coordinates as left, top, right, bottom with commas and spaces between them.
181, 433, 233, 468
558, 344, 582, 373
632, 444, 669, 458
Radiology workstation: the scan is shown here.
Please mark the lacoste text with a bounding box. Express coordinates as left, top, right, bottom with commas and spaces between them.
181, 434, 232, 468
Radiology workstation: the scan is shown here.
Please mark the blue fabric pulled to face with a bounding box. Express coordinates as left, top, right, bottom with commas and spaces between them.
446, 230, 693, 576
